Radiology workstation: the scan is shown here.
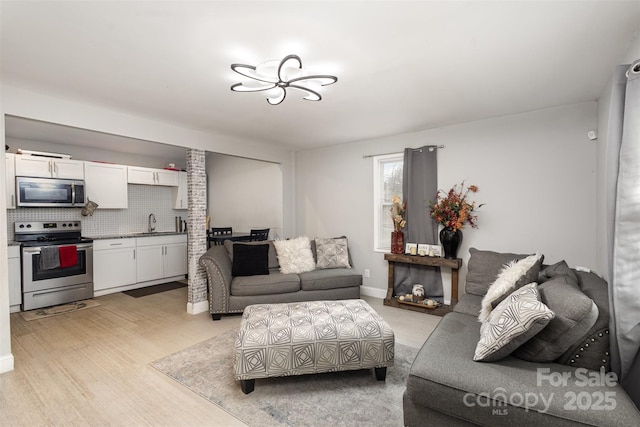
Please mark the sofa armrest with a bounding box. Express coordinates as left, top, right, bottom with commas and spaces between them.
199, 245, 232, 315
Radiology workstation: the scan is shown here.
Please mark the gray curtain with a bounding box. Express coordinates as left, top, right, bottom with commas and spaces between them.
606, 59, 640, 399
393, 146, 443, 298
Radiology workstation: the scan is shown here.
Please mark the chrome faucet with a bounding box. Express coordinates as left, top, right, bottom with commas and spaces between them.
148, 213, 156, 233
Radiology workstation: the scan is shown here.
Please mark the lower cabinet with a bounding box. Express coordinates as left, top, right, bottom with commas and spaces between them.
136, 235, 188, 282
93, 234, 187, 297
93, 239, 137, 293
8, 245, 21, 312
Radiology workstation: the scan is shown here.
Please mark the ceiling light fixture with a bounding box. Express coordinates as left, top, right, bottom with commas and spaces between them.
230, 54, 338, 105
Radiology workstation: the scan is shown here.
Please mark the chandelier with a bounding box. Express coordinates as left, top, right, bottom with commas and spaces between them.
230, 54, 338, 105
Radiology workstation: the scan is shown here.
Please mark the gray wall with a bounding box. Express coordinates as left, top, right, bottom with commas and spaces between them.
296, 102, 598, 301
206, 153, 283, 239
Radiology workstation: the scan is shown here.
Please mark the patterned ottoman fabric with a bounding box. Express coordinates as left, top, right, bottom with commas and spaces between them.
234, 299, 395, 383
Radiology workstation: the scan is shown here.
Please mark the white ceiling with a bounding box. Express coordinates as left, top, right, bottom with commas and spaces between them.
2, 1, 639, 152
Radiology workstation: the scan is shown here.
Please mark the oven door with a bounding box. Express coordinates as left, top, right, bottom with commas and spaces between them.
22, 243, 94, 293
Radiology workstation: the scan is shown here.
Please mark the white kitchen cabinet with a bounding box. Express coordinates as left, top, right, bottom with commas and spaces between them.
5, 153, 16, 209
93, 239, 137, 293
8, 245, 21, 312
135, 244, 165, 283
172, 171, 188, 209
15, 155, 84, 179
135, 234, 187, 283
84, 162, 128, 208
127, 166, 179, 187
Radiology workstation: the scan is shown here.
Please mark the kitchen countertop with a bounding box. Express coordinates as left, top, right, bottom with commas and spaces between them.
84, 231, 187, 240
7, 232, 187, 246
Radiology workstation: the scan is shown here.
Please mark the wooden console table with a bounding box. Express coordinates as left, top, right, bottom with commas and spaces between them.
383, 253, 462, 317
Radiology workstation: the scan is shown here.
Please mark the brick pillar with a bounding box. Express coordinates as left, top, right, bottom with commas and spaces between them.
186, 148, 208, 314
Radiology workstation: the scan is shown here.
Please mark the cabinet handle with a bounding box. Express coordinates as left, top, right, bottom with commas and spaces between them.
11, 194, 14, 208
110, 243, 123, 246
133, 249, 136, 259
53, 161, 57, 175
48, 161, 52, 173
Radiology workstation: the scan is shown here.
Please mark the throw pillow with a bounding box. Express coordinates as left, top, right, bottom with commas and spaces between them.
315, 237, 351, 269
474, 283, 555, 362
465, 248, 531, 296
224, 240, 280, 269
273, 236, 316, 274
513, 270, 598, 362
478, 252, 544, 323
555, 269, 612, 371
232, 244, 270, 277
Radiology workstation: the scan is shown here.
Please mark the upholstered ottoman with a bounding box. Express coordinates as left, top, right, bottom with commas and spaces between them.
234, 299, 395, 394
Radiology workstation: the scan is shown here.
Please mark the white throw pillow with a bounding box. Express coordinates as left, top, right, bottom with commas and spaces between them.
478, 252, 543, 323
273, 236, 316, 274
474, 283, 555, 362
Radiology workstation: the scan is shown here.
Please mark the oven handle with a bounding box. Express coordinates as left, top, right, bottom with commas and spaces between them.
22, 243, 93, 254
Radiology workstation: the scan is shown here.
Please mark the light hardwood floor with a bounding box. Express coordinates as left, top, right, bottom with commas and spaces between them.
0, 289, 440, 426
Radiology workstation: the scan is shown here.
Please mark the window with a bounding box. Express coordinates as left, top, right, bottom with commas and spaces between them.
373, 153, 403, 252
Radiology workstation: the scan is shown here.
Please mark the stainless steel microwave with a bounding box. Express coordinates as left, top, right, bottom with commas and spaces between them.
16, 177, 86, 207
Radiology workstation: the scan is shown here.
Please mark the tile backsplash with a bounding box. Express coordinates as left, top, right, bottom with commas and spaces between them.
7, 184, 187, 240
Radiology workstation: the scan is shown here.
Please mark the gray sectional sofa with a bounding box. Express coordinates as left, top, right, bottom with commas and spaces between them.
199, 239, 361, 320
404, 248, 640, 426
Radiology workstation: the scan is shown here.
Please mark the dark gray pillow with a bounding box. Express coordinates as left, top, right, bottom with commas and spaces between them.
224, 240, 279, 269
465, 248, 530, 296
538, 259, 579, 284
555, 270, 612, 372
513, 268, 598, 362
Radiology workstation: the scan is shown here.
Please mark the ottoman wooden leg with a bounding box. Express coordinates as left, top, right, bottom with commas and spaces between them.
240, 379, 255, 394
211, 313, 221, 321
375, 367, 387, 381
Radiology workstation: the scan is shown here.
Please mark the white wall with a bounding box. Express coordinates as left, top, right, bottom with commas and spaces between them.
207, 153, 283, 238
296, 102, 598, 301
596, 34, 640, 281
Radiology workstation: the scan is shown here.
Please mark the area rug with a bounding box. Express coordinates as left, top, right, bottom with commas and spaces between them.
20, 299, 100, 321
123, 280, 187, 298
151, 329, 418, 427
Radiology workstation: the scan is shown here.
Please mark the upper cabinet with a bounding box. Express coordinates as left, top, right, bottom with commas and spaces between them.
5, 153, 16, 209
15, 156, 84, 179
127, 166, 179, 187
173, 171, 188, 209
84, 162, 128, 208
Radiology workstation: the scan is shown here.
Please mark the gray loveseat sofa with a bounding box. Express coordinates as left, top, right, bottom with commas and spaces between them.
404, 248, 640, 426
199, 238, 361, 320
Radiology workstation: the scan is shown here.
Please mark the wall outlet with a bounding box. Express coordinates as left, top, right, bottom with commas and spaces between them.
364, 269, 370, 278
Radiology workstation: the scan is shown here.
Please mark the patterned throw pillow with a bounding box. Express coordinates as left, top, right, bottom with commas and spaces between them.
315, 237, 351, 269
273, 236, 316, 274
478, 252, 544, 323
474, 283, 555, 362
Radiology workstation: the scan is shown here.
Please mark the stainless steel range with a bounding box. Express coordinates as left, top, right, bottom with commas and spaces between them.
15, 221, 93, 311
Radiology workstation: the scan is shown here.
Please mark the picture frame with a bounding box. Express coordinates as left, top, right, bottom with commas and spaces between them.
428, 244, 442, 257
417, 243, 429, 256
405, 242, 418, 255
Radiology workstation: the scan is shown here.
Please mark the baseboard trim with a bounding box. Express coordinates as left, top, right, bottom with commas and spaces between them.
0, 353, 15, 374
187, 300, 209, 315
360, 286, 386, 299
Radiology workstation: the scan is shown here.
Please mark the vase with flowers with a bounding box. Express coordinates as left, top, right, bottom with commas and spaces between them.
390, 195, 407, 254
429, 182, 483, 259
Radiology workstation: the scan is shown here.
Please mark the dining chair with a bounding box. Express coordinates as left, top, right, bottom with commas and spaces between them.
249, 228, 270, 241
209, 227, 233, 247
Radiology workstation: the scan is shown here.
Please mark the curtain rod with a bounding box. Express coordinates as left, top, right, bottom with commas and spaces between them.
362, 145, 444, 159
